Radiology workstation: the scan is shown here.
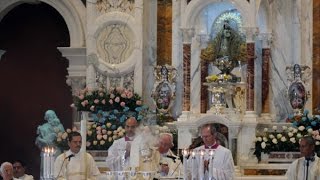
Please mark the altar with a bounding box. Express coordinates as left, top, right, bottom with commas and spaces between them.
27, 0, 318, 179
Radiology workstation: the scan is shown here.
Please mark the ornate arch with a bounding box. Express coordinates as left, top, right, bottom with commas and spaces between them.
181, 0, 253, 30
0, 0, 86, 47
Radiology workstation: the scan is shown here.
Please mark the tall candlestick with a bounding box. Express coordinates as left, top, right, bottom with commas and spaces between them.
191, 150, 197, 180
50, 147, 55, 178
208, 150, 215, 179
182, 149, 189, 180
199, 150, 205, 180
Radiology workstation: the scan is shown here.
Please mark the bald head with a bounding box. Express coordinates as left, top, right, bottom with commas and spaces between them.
125, 117, 138, 137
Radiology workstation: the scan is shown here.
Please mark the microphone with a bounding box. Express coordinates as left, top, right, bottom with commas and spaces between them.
166, 155, 178, 163
65, 154, 74, 161
55, 154, 74, 179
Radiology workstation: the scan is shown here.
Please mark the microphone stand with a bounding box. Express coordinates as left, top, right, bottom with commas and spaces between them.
305, 159, 310, 180
55, 155, 73, 180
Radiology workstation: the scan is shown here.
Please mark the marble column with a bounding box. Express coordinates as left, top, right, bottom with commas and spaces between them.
244, 27, 258, 112
181, 28, 194, 111
183, 44, 191, 111
260, 33, 272, 120
200, 59, 209, 113
246, 42, 255, 111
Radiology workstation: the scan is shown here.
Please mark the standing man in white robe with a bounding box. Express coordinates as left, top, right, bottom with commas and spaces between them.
105, 117, 138, 171
54, 131, 100, 180
192, 124, 235, 180
286, 136, 320, 180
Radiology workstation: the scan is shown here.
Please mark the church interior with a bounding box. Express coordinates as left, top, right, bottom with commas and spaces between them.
0, 0, 320, 179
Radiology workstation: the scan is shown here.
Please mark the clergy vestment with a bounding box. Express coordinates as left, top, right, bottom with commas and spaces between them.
105, 136, 133, 171
286, 156, 320, 180
15, 174, 34, 180
54, 150, 100, 180
192, 144, 235, 180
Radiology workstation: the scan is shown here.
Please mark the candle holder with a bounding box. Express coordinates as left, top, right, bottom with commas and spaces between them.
40, 146, 56, 180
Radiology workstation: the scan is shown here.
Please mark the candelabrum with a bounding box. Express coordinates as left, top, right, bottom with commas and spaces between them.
181, 148, 216, 180
41, 146, 56, 180
118, 148, 127, 170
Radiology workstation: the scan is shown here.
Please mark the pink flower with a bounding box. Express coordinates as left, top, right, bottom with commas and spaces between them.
94, 99, 99, 104
103, 135, 108, 140
109, 99, 113, 104
116, 87, 123, 93
102, 129, 107, 134
79, 95, 84, 100
120, 102, 126, 107
97, 134, 102, 140
121, 93, 127, 98
115, 97, 120, 103
81, 101, 86, 107
101, 99, 106, 104
70, 103, 75, 108
127, 91, 133, 98
90, 106, 95, 111
136, 100, 142, 105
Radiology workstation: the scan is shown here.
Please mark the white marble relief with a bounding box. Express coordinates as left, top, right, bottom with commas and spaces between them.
96, 24, 133, 64
96, 0, 134, 15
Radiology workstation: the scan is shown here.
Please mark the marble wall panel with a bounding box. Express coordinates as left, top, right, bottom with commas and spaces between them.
313, 0, 320, 114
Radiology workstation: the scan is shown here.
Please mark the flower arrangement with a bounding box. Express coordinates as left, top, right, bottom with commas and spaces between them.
254, 110, 320, 161
55, 87, 149, 151
205, 74, 233, 83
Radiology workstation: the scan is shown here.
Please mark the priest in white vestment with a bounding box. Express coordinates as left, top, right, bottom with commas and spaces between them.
130, 132, 182, 178
54, 131, 100, 180
105, 117, 138, 171
286, 136, 320, 180
191, 124, 235, 180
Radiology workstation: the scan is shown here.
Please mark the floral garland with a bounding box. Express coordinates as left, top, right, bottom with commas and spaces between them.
55, 87, 148, 151
254, 110, 320, 161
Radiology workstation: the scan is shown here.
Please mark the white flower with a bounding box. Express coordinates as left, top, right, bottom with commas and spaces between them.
269, 134, 275, 139
263, 128, 268, 132
263, 137, 268, 142
93, 140, 98, 145
256, 137, 262, 142
290, 137, 296, 143
277, 134, 282, 139
288, 127, 294, 132
272, 138, 278, 144
261, 142, 266, 149
307, 128, 313, 134
100, 140, 105, 145
297, 133, 302, 138
280, 137, 286, 142
298, 126, 305, 131
288, 132, 293, 137
272, 126, 277, 130
282, 126, 288, 130
316, 141, 320, 145
293, 128, 298, 133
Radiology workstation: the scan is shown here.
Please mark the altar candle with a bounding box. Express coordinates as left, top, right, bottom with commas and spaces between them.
208, 150, 215, 179
50, 147, 55, 178
199, 150, 205, 180
191, 150, 197, 180
182, 149, 189, 180
44, 147, 48, 178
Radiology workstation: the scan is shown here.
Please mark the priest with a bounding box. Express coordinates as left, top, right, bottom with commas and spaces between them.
105, 117, 138, 171
54, 131, 100, 180
192, 124, 235, 180
286, 136, 320, 180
